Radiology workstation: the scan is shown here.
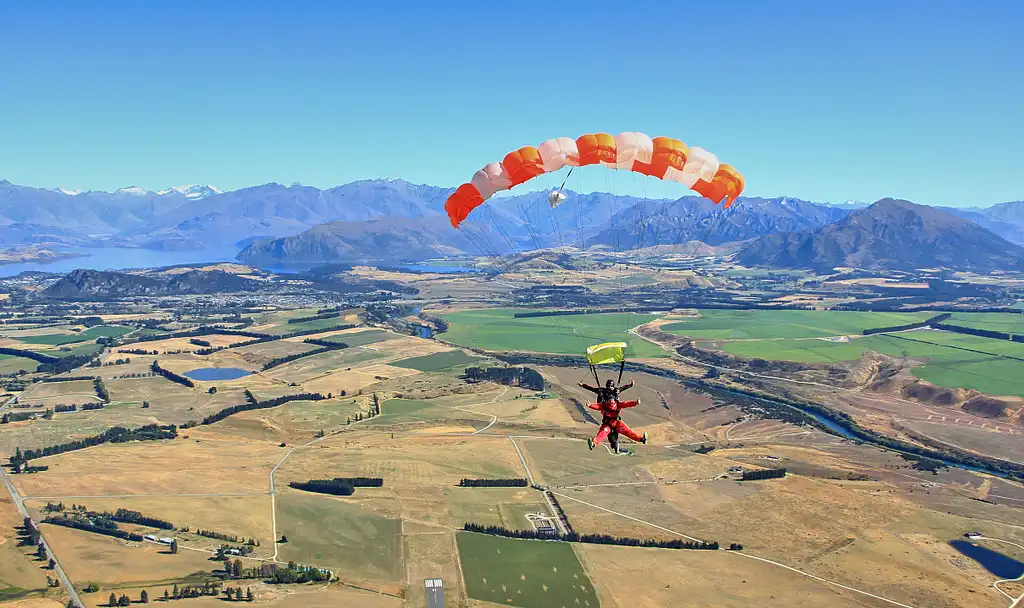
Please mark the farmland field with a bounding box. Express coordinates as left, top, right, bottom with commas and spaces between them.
947, 312, 1024, 334
456, 532, 598, 608
0, 354, 39, 374
718, 331, 1024, 396
13, 325, 133, 346
662, 310, 932, 339
390, 350, 480, 372
275, 491, 402, 584
440, 308, 667, 357
317, 328, 398, 347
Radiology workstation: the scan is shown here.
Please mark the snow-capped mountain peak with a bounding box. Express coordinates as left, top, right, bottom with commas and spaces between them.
115, 186, 149, 196
156, 184, 222, 199
55, 187, 82, 196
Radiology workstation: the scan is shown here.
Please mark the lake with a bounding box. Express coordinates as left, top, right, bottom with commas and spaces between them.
949, 540, 1024, 579
0, 246, 238, 278
183, 367, 252, 381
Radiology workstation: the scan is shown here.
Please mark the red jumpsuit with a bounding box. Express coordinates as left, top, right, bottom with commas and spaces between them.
588, 400, 643, 445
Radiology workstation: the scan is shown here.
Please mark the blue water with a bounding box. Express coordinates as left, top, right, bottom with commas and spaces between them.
0, 246, 237, 277
949, 540, 1024, 579
183, 367, 252, 381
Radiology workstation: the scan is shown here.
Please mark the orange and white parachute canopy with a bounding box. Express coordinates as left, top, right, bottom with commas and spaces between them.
444, 132, 744, 228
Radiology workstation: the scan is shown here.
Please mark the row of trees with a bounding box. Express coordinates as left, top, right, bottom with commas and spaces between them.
740, 468, 787, 481
9, 424, 177, 465
151, 361, 195, 387
200, 390, 328, 425
288, 477, 380, 496
227, 324, 356, 350
189, 338, 212, 347
40, 375, 95, 383
287, 311, 340, 324
43, 514, 144, 542
38, 354, 95, 375
458, 478, 528, 487
462, 523, 719, 550
932, 321, 1024, 344
301, 337, 349, 348
0, 346, 58, 363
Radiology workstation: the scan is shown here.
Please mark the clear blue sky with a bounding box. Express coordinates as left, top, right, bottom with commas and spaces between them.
1, 0, 1021, 206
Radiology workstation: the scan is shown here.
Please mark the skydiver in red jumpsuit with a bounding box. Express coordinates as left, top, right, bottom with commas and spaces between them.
578, 378, 647, 450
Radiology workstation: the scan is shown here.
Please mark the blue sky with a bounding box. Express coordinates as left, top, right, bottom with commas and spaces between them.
1, 1, 1021, 206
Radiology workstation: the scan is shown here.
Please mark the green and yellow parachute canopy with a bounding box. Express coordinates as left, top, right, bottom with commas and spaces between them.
585, 342, 628, 366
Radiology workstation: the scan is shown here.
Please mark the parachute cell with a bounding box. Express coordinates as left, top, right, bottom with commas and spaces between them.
538, 137, 580, 172
444, 183, 484, 228
576, 133, 617, 167
693, 164, 745, 208
444, 131, 745, 228
503, 147, 545, 187
586, 342, 628, 366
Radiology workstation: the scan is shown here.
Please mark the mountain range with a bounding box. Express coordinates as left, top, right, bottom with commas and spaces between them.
3, 177, 1024, 272
738, 199, 1024, 272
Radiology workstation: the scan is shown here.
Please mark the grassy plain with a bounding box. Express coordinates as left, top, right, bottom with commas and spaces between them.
0, 354, 39, 374
275, 490, 402, 584
18, 380, 99, 406
390, 350, 481, 372
440, 308, 667, 357
13, 325, 132, 346
456, 532, 598, 608
0, 491, 49, 604
662, 310, 932, 339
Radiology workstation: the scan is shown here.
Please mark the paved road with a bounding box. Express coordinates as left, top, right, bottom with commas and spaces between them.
1, 465, 84, 608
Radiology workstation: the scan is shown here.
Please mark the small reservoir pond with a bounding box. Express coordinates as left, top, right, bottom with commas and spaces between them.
183, 367, 252, 381
948, 540, 1024, 579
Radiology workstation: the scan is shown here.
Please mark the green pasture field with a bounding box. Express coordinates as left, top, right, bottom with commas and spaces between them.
275, 490, 402, 583
663, 310, 932, 340
263, 316, 351, 336
13, 325, 132, 346
0, 354, 39, 374
440, 308, 666, 358
390, 350, 481, 372
719, 331, 1024, 396
456, 531, 598, 608
946, 312, 1024, 335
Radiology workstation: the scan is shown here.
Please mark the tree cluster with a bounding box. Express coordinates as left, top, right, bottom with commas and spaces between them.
151, 360, 195, 387
267, 561, 332, 584
301, 337, 349, 348
107, 592, 132, 606
0, 346, 58, 364
221, 586, 254, 601
201, 391, 327, 425
93, 377, 110, 402
288, 478, 354, 496
457, 478, 528, 487
464, 366, 544, 390
38, 354, 95, 375
189, 338, 212, 347
160, 581, 222, 602
462, 523, 719, 550
195, 528, 246, 543
740, 468, 787, 481
81, 402, 105, 411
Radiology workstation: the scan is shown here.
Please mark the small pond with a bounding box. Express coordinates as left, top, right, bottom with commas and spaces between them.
949, 540, 1024, 579
183, 367, 252, 381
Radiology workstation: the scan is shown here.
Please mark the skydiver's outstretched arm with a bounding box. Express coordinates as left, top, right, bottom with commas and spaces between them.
618, 380, 634, 393
587, 402, 604, 411
578, 382, 600, 395
617, 400, 640, 409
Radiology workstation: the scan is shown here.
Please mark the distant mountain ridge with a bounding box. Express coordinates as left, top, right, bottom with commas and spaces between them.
42, 268, 262, 299
738, 198, 1024, 272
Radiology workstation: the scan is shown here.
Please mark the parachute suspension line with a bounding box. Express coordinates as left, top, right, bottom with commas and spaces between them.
517, 203, 544, 252
617, 358, 626, 385
556, 166, 575, 196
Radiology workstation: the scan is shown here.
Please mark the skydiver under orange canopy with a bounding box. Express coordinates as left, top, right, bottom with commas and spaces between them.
578, 379, 647, 451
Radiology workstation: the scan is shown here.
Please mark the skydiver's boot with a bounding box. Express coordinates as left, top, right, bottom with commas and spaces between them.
587, 438, 595, 451
641, 433, 648, 445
